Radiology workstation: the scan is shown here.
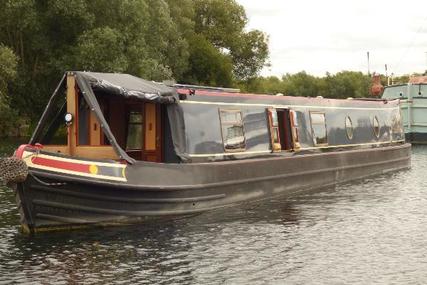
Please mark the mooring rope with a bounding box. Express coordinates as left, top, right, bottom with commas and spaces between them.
29, 172, 67, 186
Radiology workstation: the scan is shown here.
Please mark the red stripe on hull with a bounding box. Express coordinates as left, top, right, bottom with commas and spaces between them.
31, 156, 90, 173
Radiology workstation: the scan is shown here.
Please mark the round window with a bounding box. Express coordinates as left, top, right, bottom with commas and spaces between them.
345, 116, 353, 140
373, 116, 380, 138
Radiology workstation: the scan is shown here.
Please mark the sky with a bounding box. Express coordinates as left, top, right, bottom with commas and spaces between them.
237, 0, 427, 77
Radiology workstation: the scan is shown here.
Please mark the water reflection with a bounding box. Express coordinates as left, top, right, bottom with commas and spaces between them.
1, 145, 427, 283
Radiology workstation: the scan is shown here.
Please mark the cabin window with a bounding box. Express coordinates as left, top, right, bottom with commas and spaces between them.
219, 109, 246, 151
126, 111, 143, 150
310, 112, 327, 145
345, 116, 353, 140
373, 116, 380, 138
267, 108, 281, 152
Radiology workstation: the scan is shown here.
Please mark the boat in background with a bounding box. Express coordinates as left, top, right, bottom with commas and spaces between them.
7, 71, 411, 233
382, 76, 427, 143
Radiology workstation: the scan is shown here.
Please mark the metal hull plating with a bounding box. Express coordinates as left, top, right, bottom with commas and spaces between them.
382, 83, 427, 143
15, 143, 411, 233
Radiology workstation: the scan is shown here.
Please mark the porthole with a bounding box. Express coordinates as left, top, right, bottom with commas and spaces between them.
345, 116, 353, 140
373, 116, 380, 138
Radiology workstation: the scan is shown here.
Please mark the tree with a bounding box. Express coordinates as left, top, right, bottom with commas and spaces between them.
0, 0, 271, 130
0, 46, 19, 136
74, 27, 129, 73
231, 30, 269, 80
320, 71, 370, 99
183, 34, 233, 87
282, 72, 320, 97
193, 0, 269, 80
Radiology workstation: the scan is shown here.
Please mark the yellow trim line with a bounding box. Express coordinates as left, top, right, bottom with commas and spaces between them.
22, 151, 127, 182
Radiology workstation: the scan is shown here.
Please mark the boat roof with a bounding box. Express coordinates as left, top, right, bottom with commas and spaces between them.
75, 71, 177, 103
73, 72, 396, 108
176, 88, 398, 108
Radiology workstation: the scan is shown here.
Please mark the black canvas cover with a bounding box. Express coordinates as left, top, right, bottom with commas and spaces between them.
30, 71, 188, 164
79, 72, 178, 104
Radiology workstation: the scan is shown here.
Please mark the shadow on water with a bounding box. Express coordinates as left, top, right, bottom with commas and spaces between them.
0, 142, 426, 283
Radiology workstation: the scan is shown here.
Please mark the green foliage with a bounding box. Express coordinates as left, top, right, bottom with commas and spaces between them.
0, 0, 270, 127
0, 45, 21, 136
282, 72, 320, 97
194, 0, 269, 80
241, 71, 372, 99
232, 30, 269, 80
183, 34, 233, 86
0, 46, 17, 86
75, 27, 128, 72
194, 0, 246, 47
392, 75, 410, 85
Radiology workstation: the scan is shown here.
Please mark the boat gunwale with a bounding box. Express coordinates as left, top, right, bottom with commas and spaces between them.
25, 143, 411, 191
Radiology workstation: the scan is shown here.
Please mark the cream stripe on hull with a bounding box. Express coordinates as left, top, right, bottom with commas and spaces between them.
22, 151, 127, 182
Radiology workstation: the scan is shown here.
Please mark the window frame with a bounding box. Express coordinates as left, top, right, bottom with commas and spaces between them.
218, 109, 246, 152
345, 116, 354, 140
309, 111, 328, 146
267, 108, 281, 152
372, 115, 380, 139
125, 105, 144, 151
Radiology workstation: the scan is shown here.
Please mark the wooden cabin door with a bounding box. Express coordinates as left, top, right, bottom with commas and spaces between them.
125, 103, 162, 162
143, 103, 162, 162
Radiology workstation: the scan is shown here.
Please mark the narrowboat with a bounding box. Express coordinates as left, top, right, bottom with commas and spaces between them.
382, 76, 427, 143
10, 71, 410, 233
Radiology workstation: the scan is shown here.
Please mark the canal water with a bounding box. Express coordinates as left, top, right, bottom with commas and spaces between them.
1, 140, 427, 284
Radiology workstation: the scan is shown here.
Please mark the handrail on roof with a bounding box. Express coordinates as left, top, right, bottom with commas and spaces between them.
173, 83, 240, 93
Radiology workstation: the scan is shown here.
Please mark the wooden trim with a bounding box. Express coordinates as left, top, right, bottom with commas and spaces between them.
289, 110, 300, 150
145, 103, 156, 151
267, 108, 281, 152
75, 146, 119, 160
43, 145, 69, 155
143, 103, 163, 162
66, 74, 77, 156
89, 110, 101, 145
280, 109, 292, 150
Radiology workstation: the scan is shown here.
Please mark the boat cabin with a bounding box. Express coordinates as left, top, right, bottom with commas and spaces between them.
382, 76, 427, 142
30, 72, 405, 164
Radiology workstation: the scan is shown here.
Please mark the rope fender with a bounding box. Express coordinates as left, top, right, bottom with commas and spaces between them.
0, 157, 28, 185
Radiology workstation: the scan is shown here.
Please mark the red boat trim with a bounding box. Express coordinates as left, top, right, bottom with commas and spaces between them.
31, 156, 90, 174
21, 150, 127, 182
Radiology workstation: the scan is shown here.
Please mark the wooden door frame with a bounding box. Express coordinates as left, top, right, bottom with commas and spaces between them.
277, 109, 293, 151
142, 103, 163, 162
124, 101, 163, 162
